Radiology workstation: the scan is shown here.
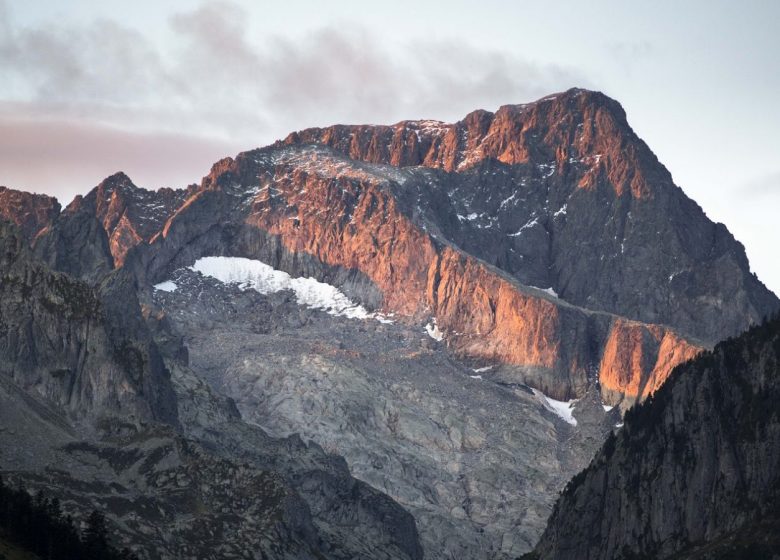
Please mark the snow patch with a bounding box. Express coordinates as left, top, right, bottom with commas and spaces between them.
533, 389, 578, 426
189, 256, 393, 323
602, 404, 614, 412
153, 280, 178, 293
469, 375, 483, 380
530, 286, 558, 298
425, 319, 444, 341
508, 217, 538, 237
500, 193, 517, 208
472, 366, 494, 373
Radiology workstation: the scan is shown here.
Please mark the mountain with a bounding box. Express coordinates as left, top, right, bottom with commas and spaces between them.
531, 314, 780, 559
0, 88, 777, 559
0, 187, 59, 242
280, 88, 777, 344
38, 89, 775, 408
0, 220, 423, 559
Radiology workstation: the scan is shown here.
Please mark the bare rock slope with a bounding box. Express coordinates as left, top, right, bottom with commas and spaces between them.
532, 315, 780, 560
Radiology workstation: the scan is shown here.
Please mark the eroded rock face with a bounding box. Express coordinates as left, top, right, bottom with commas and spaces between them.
533, 316, 780, 560
0, 221, 175, 426
0, 186, 60, 242
597, 319, 702, 407
282, 88, 778, 343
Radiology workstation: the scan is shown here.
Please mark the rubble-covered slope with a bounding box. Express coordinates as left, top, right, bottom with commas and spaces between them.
150, 262, 616, 558
0, 220, 424, 560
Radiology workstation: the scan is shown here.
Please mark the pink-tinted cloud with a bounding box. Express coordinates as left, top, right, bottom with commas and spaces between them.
0, 114, 242, 204
0, 0, 588, 198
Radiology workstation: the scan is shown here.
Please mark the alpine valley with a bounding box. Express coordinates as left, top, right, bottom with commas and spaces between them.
0, 89, 777, 559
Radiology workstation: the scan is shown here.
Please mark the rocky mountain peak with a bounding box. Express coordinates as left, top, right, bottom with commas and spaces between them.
280, 88, 666, 199
0, 185, 61, 243
26, 90, 778, 408
66, 172, 190, 266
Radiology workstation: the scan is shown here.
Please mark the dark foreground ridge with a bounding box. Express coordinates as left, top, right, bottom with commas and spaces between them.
531, 314, 780, 560
0, 476, 136, 560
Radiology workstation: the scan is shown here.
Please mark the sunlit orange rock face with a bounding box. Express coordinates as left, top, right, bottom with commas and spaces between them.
235, 154, 701, 402
598, 319, 702, 406
66, 172, 191, 266
0, 186, 60, 242
283, 88, 663, 199
245, 168, 438, 318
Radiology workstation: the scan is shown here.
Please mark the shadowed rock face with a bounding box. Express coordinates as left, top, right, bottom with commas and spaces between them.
0, 220, 424, 560
532, 316, 780, 560
0, 221, 176, 427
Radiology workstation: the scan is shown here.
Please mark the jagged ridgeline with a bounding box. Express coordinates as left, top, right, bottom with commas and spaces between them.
531, 315, 780, 560
0, 88, 778, 559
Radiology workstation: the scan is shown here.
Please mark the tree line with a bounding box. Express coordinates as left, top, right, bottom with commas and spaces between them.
0, 475, 138, 560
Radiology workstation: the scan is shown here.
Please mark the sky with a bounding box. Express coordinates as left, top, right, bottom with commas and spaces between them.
1, 0, 779, 293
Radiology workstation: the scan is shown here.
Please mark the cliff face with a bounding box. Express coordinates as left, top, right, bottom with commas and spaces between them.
532, 316, 780, 560
282, 88, 778, 343
0, 221, 176, 426
37, 89, 776, 407
0, 186, 60, 242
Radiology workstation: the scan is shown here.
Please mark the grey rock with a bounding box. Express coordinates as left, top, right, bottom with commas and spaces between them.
151, 267, 610, 558
533, 317, 780, 559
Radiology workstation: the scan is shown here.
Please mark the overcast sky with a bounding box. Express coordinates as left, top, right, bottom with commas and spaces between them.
1, 0, 779, 294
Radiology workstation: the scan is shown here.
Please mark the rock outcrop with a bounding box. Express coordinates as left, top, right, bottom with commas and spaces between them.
0, 220, 175, 426
0, 186, 60, 243
532, 315, 780, 560
282, 88, 778, 343
67, 172, 192, 266
0, 219, 424, 560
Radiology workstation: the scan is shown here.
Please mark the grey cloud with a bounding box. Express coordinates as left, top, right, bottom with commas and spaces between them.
0, 0, 589, 195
